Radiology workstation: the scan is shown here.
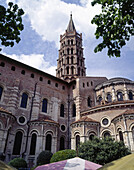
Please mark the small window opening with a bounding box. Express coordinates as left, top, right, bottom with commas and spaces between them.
21, 70, 25, 75
31, 73, 34, 78
0, 62, 5, 67
39, 77, 43, 81
48, 80, 51, 84
11, 66, 15, 71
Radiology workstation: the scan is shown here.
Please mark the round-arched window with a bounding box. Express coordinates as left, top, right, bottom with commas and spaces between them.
117, 92, 123, 101
103, 131, 111, 138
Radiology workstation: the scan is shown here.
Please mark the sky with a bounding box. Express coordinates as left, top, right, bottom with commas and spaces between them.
1, 0, 134, 80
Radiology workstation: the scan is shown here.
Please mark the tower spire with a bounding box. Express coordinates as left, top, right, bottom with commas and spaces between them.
67, 13, 75, 32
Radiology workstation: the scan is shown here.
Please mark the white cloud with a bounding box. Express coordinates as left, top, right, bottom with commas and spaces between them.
3, 53, 56, 76
7, 0, 101, 46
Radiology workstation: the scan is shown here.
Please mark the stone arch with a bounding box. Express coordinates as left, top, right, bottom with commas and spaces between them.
45, 134, 52, 151
116, 125, 124, 133
59, 136, 65, 150
29, 132, 37, 155
12, 130, 24, 155
116, 90, 124, 101
106, 92, 112, 103
100, 129, 113, 137
128, 91, 133, 100
42, 98, 48, 113
30, 129, 40, 136
87, 130, 97, 140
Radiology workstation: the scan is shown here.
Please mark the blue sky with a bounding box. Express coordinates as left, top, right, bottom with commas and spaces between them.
1, 0, 134, 80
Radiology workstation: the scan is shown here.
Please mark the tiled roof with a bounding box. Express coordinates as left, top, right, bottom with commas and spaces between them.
81, 100, 134, 116
71, 116, 99, 125
0, 107, 12, 114
30, 114, 59, 125
95, 77, 133, 90
112, 109, 134, 121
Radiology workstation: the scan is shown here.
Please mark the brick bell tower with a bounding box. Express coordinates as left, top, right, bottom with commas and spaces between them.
56, 14, 86, 82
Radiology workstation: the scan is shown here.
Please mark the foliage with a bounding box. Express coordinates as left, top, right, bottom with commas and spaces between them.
91, 0, 134, 57
0, 2, 24, 51
8, 157, 27, 169
78, 137, 131, 165
50, 149, 76, 163
37, 150, 53, 166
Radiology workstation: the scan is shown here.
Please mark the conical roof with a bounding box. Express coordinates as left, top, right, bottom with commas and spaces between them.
67, 14, 76, 32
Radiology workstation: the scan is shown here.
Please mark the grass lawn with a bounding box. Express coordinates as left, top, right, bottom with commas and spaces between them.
99, 153, 134, 170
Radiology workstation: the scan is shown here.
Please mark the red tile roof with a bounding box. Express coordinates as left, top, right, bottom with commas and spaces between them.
0, 107, 12, 114
71, 116, 99, 125
30, 114, 59, 125
112, 109, 134, 121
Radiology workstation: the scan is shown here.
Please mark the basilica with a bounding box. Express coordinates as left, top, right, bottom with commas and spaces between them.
0, 14, 134, 166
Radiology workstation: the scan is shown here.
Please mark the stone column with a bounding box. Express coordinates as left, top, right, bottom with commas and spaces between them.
102, 88, 105, 101
112, 85, 116, 101
124, 83, 129, 100
31, 85, 40, 120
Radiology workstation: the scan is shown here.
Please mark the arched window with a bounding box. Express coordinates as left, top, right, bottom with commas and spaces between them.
12, 131, 23, 155
78, 68, 80, 76
67, 48, 69, 55
83, 83, 85, 88
132, 126, 134, 142
71, 56, 73, 64
77, 49, 79, 55
45, 134, 52, 151
66, 67, 69, 75
71, 39, 73, 45
82, 69, 84, 76
118, 129, 124, 142
98, 96, 102, 105
42, 98, 47, 113
107, 93, 112, 103
72, 104, 76, 117
61, 68, 63, 76
128, 91, 133, 100
76, 135, 80, 149
60, 104, 64, 117
80, 59, 82, 66
59, 61, 61, 67
89, 134, 95, 140
68, 40, 70, 45
87, 97, 91, 107
71, 48, 73, 54
71, 66, 74, 75
0, 62, 5, 67
30, 133, 37, 155
77, 57, 79, 65
20, 93, 28, 108
103, 131, 111, 138
0, 86, 3, 101
67, 57, 69, 64
60, 137, 65, 150
117, 92, 123, 101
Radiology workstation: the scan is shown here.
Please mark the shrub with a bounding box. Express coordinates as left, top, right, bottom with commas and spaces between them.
78, 137, 131, 165
50, 149, 76, 163
37, 150, 53, 166
8, 157, 27, 169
